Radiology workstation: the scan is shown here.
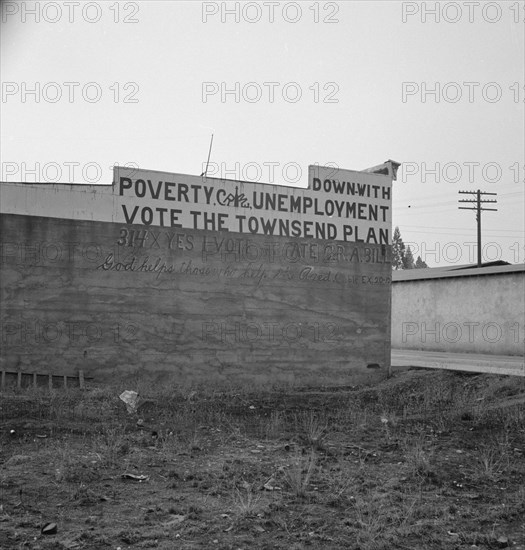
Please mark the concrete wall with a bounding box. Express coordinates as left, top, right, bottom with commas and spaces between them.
1, 213, 392, 386
392, 268, 525, 356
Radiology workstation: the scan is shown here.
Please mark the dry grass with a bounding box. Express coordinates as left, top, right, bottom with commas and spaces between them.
284, 450, 317, 498
1, 369, 524, 549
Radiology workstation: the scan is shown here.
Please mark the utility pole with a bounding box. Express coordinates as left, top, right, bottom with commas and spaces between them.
458, 190, 498, 267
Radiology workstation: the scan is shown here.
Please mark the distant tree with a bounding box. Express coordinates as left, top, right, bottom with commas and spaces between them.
415, 255, 429, 268
392, 226, 405, 270
402, 245, 415, 269
392, 227, 429, 269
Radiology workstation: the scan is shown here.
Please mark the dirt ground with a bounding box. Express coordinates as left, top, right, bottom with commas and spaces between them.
1, 368, 524, 550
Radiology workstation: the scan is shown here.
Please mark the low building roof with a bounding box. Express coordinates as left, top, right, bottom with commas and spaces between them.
392, 262, 525, 282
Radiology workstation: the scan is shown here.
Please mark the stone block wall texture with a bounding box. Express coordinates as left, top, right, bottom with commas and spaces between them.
1, 214, 392, 386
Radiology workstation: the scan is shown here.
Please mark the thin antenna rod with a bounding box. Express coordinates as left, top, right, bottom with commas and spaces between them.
201, 133, 214, 177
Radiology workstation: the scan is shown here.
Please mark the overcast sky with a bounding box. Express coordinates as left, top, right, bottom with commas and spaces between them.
1, 0, 523, 266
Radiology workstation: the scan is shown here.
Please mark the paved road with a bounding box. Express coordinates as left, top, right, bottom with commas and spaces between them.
391, 349, 525, 377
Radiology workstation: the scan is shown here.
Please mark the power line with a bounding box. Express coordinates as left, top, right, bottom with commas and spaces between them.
393, 230, 523, 238
390, 230, 523, 239
394, 189, 522, 203
458, 190, 498, 267
394, 193, 521, 210
397, 225, 525, 234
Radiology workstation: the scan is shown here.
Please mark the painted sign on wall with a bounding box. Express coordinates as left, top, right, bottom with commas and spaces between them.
0, 164, 394, 386
115, 165, 392, 244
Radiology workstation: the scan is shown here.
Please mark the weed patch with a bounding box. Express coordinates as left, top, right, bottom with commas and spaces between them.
0, 369, 524, 549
